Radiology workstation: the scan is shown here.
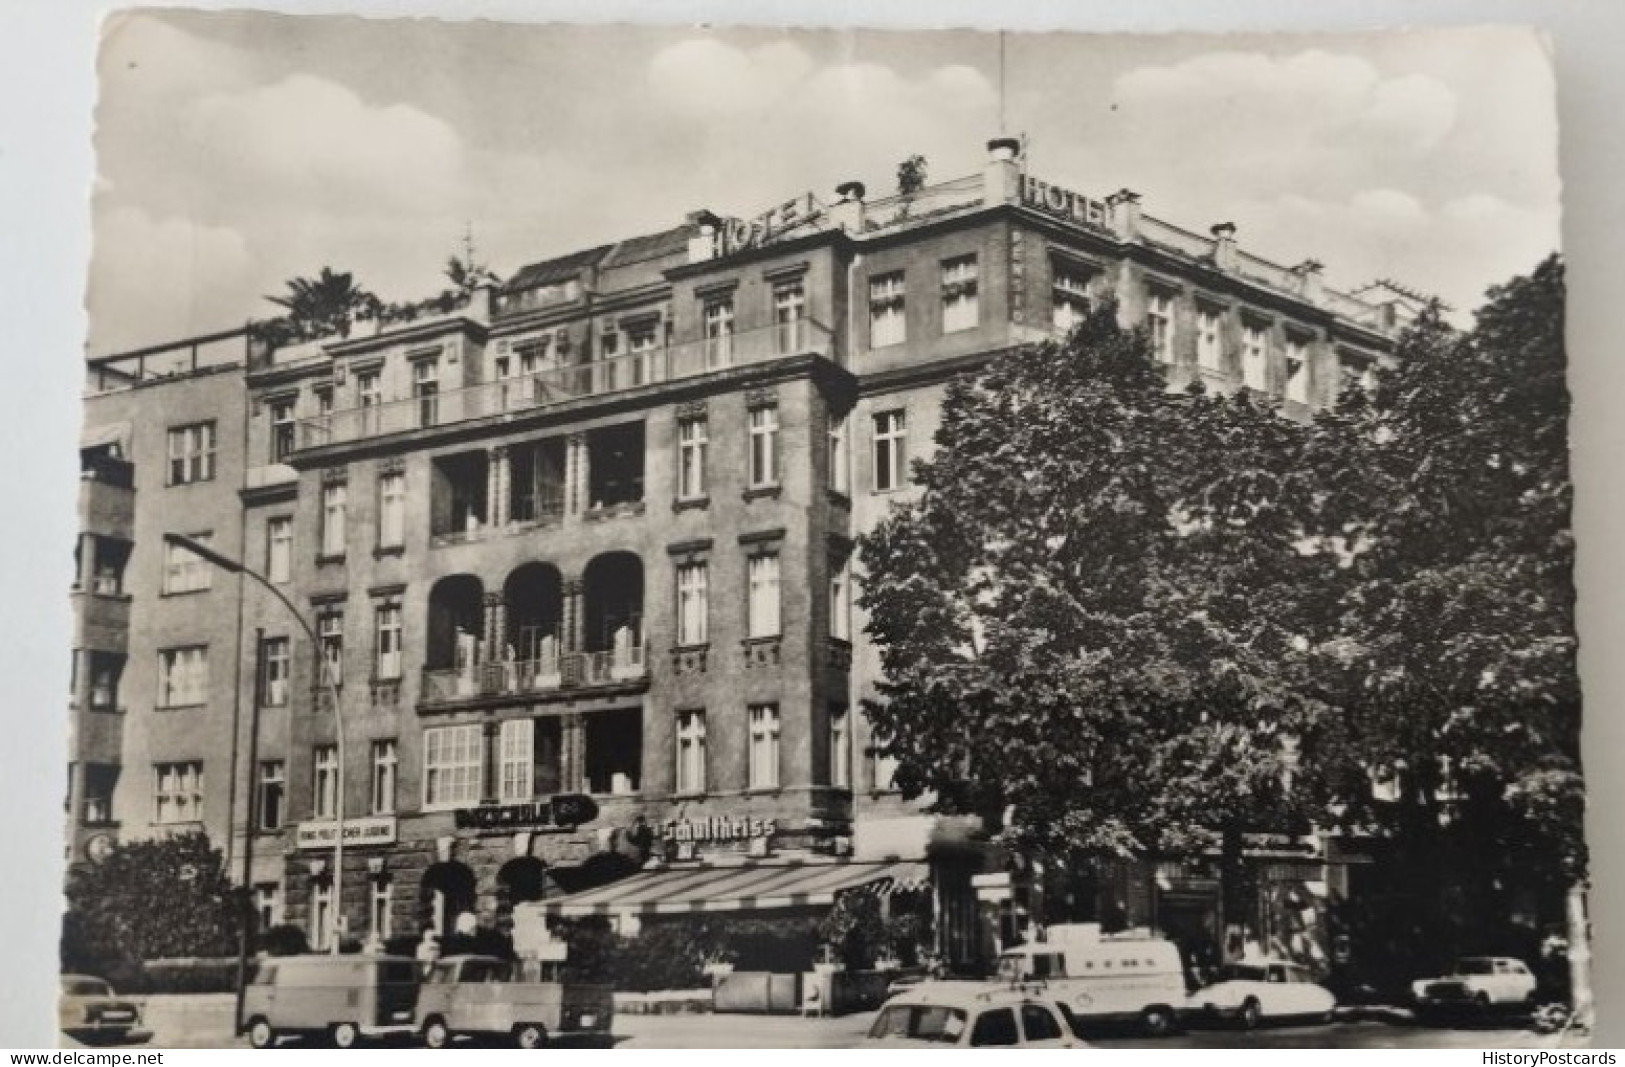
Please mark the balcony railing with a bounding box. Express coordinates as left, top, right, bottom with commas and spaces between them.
420, 646, 646, 705
298, 320, 836, 450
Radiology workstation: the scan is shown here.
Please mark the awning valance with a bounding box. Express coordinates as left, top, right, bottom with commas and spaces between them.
536, 859, 931, 917
79, 421, 132, 455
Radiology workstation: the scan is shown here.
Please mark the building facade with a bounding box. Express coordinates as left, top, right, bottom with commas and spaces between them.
73, 140, 1414, 967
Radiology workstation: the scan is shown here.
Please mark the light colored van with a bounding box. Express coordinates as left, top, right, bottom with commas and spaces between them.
994, 925, 1188, 1036
240, 954, 420, 1049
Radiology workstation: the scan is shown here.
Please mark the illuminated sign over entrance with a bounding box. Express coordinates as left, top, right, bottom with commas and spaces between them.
452, 793, 599, 832
1020, 175, 1111, 230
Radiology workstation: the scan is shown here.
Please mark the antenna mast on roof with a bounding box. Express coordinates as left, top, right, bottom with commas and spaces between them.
998, 31, 1007, 137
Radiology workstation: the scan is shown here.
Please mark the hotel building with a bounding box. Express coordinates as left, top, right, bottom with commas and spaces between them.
72, 140, 1415, 966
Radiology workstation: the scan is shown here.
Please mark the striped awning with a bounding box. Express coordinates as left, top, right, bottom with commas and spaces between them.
538, 860, 931, 917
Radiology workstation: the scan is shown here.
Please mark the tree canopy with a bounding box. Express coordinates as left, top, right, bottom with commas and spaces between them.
858, 302, 1337, 861
62, 831, 242, 979
263, 266, 379, 342
857, 255, 1581, 916
1310, 256, 1581, 889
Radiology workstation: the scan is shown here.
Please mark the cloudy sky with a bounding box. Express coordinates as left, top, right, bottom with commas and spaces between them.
87, 13, 1559, 354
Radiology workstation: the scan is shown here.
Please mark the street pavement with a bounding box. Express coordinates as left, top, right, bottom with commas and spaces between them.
62, 995, 1591, 1050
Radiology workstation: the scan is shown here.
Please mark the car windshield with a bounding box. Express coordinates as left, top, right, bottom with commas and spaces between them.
867, 1005, 969, 1044
62, 978, 111, 997
1055, 1002, 1090, 1039
1452, 959, 1496, 975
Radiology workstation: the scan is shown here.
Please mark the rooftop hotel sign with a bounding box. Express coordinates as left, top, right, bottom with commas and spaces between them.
717, 192, 824, 257
1021, 175, 1111, 230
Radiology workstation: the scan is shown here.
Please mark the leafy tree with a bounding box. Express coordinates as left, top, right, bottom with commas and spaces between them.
444, 251, 499, 295
858, 302, 1341, 942
1308, 256, 1580, 964
896, 154, 929, 197
62, 832, 243, 979
856, 257, 1580, 973
263, 267, 379, 341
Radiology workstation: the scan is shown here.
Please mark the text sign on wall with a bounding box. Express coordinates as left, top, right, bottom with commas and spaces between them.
452, 793, 600, 833
1021, 175, 1111, 230
717, 193, 824, 257
661, 815, 778, 844
296, 815, 398, 850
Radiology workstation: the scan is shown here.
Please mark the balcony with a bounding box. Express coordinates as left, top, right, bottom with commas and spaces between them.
297, 320, 837, 450
78, 473, 135, 541
420, 646, 647, 706
245, 462, 298, 490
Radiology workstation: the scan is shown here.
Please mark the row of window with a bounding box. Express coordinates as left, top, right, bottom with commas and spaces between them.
249, 407, 904, 582
235, 702, 884, 832
253, 739, 397, 828
1139, 297, 1316, 404
867, 254, 981, 348
155, 605, 401, 709
163, 544, 845, 710
700, 278, 809, 366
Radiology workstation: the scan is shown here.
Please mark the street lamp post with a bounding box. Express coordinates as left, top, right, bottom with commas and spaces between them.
163, 534, 349, 956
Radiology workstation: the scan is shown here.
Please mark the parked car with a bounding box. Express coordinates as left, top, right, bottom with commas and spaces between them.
240, 954, 420, 1048
59, 975, 147, 1045
994, 924, 1188, 1036
1411, 957, 1538, 1015
414, 954, 614, 1048
1186, 959, 1337, 1030
861, 984, 1090, 1048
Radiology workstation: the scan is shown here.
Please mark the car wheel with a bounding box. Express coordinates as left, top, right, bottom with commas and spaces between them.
247, 1018, 275, 1049
331, 1022, 361, 1049
422, 1018, 451, 1050
514, 1023, 547, 1050
1142, 1005, 1177, 1037
1476, 992, 1493, 1012
1239, 999, 1262, 1031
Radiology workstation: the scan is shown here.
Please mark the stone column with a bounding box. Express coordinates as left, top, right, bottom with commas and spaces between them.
482, 721, 500, 805
562, 579, 583, 687
483, 591, 506, 665
569, 434, 592, 514
487, 446, 510, 528
562, 579, 583, 653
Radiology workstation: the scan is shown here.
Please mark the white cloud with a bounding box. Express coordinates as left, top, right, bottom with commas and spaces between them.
183, 74, 467, 217
1232, 188, 1559, 315
1359, 73, 1458, 151
647, 38, 813, 116
1101, 49, 1462, 203
86, 205, 253, 351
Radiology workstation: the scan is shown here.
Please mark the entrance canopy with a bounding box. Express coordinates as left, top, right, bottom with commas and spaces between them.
537, 859, 930, 917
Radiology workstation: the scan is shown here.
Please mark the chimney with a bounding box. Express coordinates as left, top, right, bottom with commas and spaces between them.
1211, 222, 1238, 272
1292, 259, 1325, 306
984, 137, 1022, 205
686, 210, 721, 263
472, 280, 496, 324
1107, 188, 1142, 241
830, 181, 867, 233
